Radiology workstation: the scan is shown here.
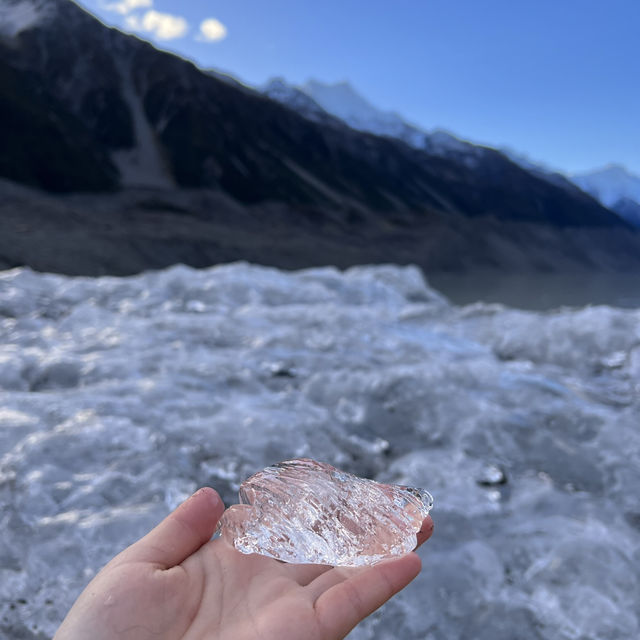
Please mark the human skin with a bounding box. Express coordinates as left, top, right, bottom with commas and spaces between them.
55, 487, 434, 640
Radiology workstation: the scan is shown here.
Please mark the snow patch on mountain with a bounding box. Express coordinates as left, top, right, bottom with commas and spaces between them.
572, 164, 640, 208
111, 62, 174, 189
301, 79, 427, 145
0, 0, 52, 37
500, 148, 585, 193
427, 129, 489, 165
264, 77, 490, 166
571, 165, 640, 227
263, 77, 336, 125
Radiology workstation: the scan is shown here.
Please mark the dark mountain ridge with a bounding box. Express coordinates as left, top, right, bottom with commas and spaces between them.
1, 0, 639, 277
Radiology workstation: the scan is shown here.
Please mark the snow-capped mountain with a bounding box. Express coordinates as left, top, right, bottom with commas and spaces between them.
266, 79, 639, 219
300, 79, 428, 147
262, 77, 340, 127
266, 78, 486, 163
572, 164, 640, 207
571, 165, 640, 227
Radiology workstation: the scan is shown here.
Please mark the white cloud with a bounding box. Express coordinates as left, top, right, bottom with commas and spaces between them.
104, 0, 152, 15
197, 18, 227, 42
125, 9, 188, 40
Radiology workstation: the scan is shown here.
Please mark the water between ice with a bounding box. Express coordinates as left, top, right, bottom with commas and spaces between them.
0, 262, 639, 639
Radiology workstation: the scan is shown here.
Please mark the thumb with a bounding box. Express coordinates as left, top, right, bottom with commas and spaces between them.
119, 487, 224, 568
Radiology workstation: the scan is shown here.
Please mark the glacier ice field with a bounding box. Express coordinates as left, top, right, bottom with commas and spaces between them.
0, 262, 639, 639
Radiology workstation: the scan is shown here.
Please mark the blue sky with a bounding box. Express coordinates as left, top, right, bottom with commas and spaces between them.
79, 0, 639, 175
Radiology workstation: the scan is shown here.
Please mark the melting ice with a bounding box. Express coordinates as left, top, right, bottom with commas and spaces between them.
0, 262, 639, 639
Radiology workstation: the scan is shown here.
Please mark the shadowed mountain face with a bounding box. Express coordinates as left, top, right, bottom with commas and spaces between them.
571, 165, 640, 228
0, 50, 120, 191
612, 198, 640, 227
0, 0, 639, 278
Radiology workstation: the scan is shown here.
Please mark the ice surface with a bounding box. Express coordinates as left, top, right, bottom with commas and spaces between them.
218, 458, 432, 566
0, 262, 639, 639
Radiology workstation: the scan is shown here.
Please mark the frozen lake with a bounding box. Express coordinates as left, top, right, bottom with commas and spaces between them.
0, 262, 639, 639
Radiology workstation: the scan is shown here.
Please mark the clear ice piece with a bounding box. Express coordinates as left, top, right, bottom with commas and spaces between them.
217, 458, 433, 566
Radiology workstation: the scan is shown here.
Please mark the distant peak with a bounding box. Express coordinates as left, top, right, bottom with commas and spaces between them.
571, 163, 640, 209
573, 163, 636, 180
601, 162, 630, 172
599, 163, 636, 178
303, 79, 361, 97
305, 78, 351, 88
263, 76, 289, 90
333, 80, 357, 91
301, 79, 381, 115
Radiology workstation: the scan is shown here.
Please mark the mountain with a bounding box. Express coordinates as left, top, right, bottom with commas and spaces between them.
572, 164, 640, 208
272, 78, 488, 163
0, 0, 639, 277
610, 197, 640, 228
299, 79, 429, 147
571, 165, 640, 227
262, 77, 343, 128
306, 79, 640, 233
283, 80, 640, 226
499, 148, 586, 195
265, 77, 618, 208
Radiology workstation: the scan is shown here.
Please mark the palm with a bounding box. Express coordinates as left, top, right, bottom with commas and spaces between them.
181, 539, 425, 640
56, 488, 433, 640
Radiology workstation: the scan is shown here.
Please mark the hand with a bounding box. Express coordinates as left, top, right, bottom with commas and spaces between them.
55, 487, 434, 640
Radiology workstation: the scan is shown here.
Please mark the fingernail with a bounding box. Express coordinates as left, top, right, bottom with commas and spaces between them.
194, 487, 221, 508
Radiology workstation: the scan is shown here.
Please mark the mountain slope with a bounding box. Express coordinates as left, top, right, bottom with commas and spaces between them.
265, 77, 637, 223
572, 164, 640, 208
262, 77, 342, 127
611, 197, 640, 227
277, 78, 640, 228
3, 179, 640, 278
291, 78, 484, 161
0, 54, 119, 191
300, 79, 429, 148
571, 165, 640, 227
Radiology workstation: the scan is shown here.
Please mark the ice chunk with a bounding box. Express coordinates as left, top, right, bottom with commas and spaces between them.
217, 458, 433, 566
